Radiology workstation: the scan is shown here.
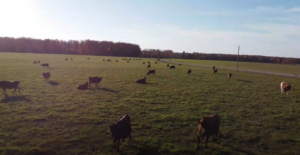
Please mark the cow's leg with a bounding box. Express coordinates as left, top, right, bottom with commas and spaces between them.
129, 133, 132, 140
113, 139, 117, 148
197, 135, 200, 150
205, 135, 209, 148
116, 139, 120, 152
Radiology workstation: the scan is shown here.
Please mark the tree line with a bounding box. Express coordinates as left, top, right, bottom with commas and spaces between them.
142, 49, 300, 65
0, 37, 141, 57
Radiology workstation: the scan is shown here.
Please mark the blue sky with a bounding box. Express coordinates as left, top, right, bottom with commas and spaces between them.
0, 0, 299, 57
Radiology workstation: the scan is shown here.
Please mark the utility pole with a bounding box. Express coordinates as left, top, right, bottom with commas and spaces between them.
237, 46, 240, 71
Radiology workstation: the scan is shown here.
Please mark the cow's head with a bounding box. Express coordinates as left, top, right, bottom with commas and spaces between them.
109, 124, 117, 138
198, 121, 209, 139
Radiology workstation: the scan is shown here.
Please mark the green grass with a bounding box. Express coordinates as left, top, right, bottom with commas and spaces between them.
163, 59, 300, 75
0, 52, 300, 155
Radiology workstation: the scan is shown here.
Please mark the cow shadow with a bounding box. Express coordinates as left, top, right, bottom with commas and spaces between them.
236, 79, 253, 83
0, 95, 31, 103
100, 88, 119, 93
48, 81, 60, 86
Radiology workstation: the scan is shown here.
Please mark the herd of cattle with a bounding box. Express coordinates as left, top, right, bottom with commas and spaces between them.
0, 57, 293, 152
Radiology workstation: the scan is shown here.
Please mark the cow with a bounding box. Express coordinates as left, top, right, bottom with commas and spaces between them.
107, 59, 111, 62
77, 82, 89, 90
212, 66, 215, 70
71, 58, 73, 60
88, 77, 102, 87
127, 61, 129, 63
214, 69, 218, 74
197, 114, 220, 149
124, 59, 127, 60
155, 62, 158, 64
281, 82, 291, 95
116, 60, 118, 62
87, 58, 90, 60
136, 77, 146, 84
33, 61, 37, 64
179, 64, 181, 66
0, 81, 21, 95
147, 70, 156, 76
38, 60, 40, 64
65, 58, 68, 60
41, 63, 49, 67
143, 62, 145, 64
42, 72, 51, 81
167, 64, 169, 67
109, 114, 132, 152
148, 61, 150, 64
187, 69, 191, 75
129, 59, 131, 60
103, 59, 105, 62
147, 64, 151, 68
170, 66, 175, 69
228, 73, 232, 79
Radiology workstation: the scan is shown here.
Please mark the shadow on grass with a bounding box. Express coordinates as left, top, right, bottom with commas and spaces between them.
136, 83, 158, 85
100, 88, 119, 93
236, 79, 253, 83
48, 81, 60, 86
0, 95, 31, 103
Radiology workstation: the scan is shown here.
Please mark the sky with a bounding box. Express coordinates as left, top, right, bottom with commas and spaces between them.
0, 0, 299, 57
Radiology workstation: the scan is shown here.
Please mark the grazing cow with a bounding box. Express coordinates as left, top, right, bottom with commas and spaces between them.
109, 114, 132, 152
107, 59, 111, 62
127, 61, 129, 63
103, 59, 105, 62
88, 77, 102, 87
40, 63, 49, 67
187, 69, 191, 75
65, 59, 68, 60
155, 62, 158, 64
129, 59, 131, 60
33, 61, 37, 64
77, 82, 89, 90
197, 114, 220, 149
143, 62, 145, 64
228, 73, 232, 79
87, 58, 90, 60
42, 72, 51, 81
179, 64, 181, 66
147, 70, 156, 76
214, 69, 218, 74
147, 64, 151, 68
71, 58, 73, 60
116, 60, 118, 62
38, 60, 40, 64
0, 81, 21, 95
170, 66, 175, 69
135, 77, 146, 84
212, 66, 215, 70
281, 82, 291, 95
167, 64, 169, 67
124, 59, 127, 60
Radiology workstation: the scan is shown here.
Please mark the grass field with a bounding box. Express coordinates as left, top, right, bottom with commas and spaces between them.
163, 59, 300, 75
0, 52, 300, 155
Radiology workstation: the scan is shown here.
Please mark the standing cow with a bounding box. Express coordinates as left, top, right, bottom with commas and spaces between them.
197, 114, 220, 149
0, 81, 21, 95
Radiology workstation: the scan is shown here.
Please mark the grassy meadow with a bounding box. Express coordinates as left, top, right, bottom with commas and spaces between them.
163, 59, 300, 75
0, 52, 300, 155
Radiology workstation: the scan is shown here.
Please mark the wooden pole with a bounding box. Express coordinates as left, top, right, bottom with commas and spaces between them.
237, 46, 240, 71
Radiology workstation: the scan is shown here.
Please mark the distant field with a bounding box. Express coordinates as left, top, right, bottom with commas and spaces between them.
162, 59, 300, 75
0, 52, 300, 155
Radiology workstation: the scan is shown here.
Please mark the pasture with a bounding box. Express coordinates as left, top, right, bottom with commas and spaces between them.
0, 52, 300, 155
163, 59, 300, 75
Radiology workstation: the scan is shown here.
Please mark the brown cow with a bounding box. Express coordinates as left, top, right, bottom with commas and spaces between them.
179, 64, 181, 66
89, 77, 102, 87
42, 72, 51, 81
213, 69, 218, 74
103, 59, 105, 62
147, 64, 151, 68
170, 66, 175, 69
71, 58, 73, 60
77, 82, 89, 90
41, 63, 49, 67
116, 60, 118, 62
87, 58, 90, 60
155, 62, 158, 64
212, 66, 215, 70
0, 81, 21, 95
197, 114, 220, 149
33, 61, 37, 64
167, 64, 169, 67
65, 58, 68, 60
136, 77, 146, 84
109, 114, 132, 152
127, 61, 129, 63
143, 62, 145, 64
281, 82, 291, 95
147, 70, 155, 76
187, 69, 191, 75
228, 73, 232, 79
38, 60, 40, 64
